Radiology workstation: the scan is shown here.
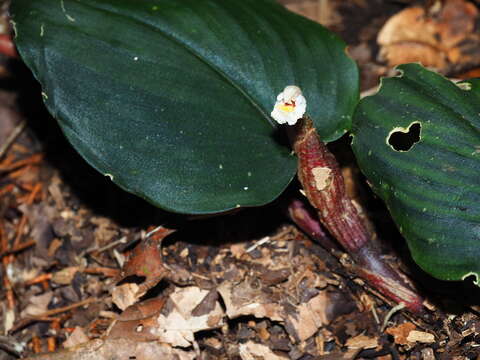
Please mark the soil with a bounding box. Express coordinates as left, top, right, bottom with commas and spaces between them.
1, 1, 480, 359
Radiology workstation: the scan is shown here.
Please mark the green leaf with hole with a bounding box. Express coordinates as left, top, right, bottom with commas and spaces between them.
352, 63, 480, 281
11, 0, 358, 214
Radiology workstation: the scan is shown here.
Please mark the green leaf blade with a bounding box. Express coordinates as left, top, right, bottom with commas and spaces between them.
352, 63, 480, 281
12, 0, 358, 213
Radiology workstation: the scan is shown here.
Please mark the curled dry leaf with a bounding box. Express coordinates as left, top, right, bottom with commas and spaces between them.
108, 297, 167, 342
120, 227, 174, 281
112, 227, 174, 308
378, 0, 480, 73
153, 286, 224, 347
116, 297, 167, 322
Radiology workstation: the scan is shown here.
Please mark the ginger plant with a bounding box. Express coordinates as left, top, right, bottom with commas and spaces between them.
10, 0, 480, 313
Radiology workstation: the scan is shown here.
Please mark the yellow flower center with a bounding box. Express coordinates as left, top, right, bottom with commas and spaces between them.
279, 101, 296, 112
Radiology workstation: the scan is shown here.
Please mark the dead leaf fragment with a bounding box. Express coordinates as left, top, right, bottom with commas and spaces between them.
386, 322, 416, 345
112, 283, 140, 311
120, 227, 174, 282
21, 291, 53, 317
406, 330, 435, 344
217, 281, 284, 321
378, 0, 480, 73
239, 341, 288, 360
117, 297, 166, 322
52, 266, 80, 285
25, 338, 195, 360
345, 334, 379, 350
285, 292, 330, 342
153, 287, 224, 347
63, 327, 89, 349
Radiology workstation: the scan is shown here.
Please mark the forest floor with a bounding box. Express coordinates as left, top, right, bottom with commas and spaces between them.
1, 0, 480, 359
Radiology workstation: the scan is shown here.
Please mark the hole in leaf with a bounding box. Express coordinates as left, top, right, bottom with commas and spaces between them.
387, 122, 421, 152
462, 272, 479, 286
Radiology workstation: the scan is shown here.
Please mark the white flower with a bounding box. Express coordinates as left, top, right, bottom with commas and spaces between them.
270, 85, 307, 126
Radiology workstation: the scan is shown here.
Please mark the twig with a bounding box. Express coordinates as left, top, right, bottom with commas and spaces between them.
381, 303, 406, 332
24, 273, 52, 286
0, 120, 26, 161
82, 236, 127, 256
28, 297, 98, 318
245, 236, 271, 253
144, 225, 164, 239
0, 239, 36, 259
0, 153, 43, 172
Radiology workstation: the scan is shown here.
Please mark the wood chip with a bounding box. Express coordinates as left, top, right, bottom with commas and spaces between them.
345, 334, 379, 350
406, 330, 435, 344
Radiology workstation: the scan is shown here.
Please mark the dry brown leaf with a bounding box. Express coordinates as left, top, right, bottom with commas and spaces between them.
285, 292, 330, 342
63, 327, 89, 349
117, 297, 167, 321
52, 266, 80, 285
217, 280, 284, 321
108, 315, 161, 342
108, 297, 168, 342
120, 229, 173, 281
112, 227, 174, 307
112, 283, 140, 311
21, 291, 53, 317
385, 322, 416, 345
24, 338, 195, 360
153, 286, 224, 347
378, 0, 480, 73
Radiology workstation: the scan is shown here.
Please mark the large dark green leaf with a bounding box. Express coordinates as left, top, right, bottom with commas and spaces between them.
11, 0, 358, 214
352, 63, 480, 281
